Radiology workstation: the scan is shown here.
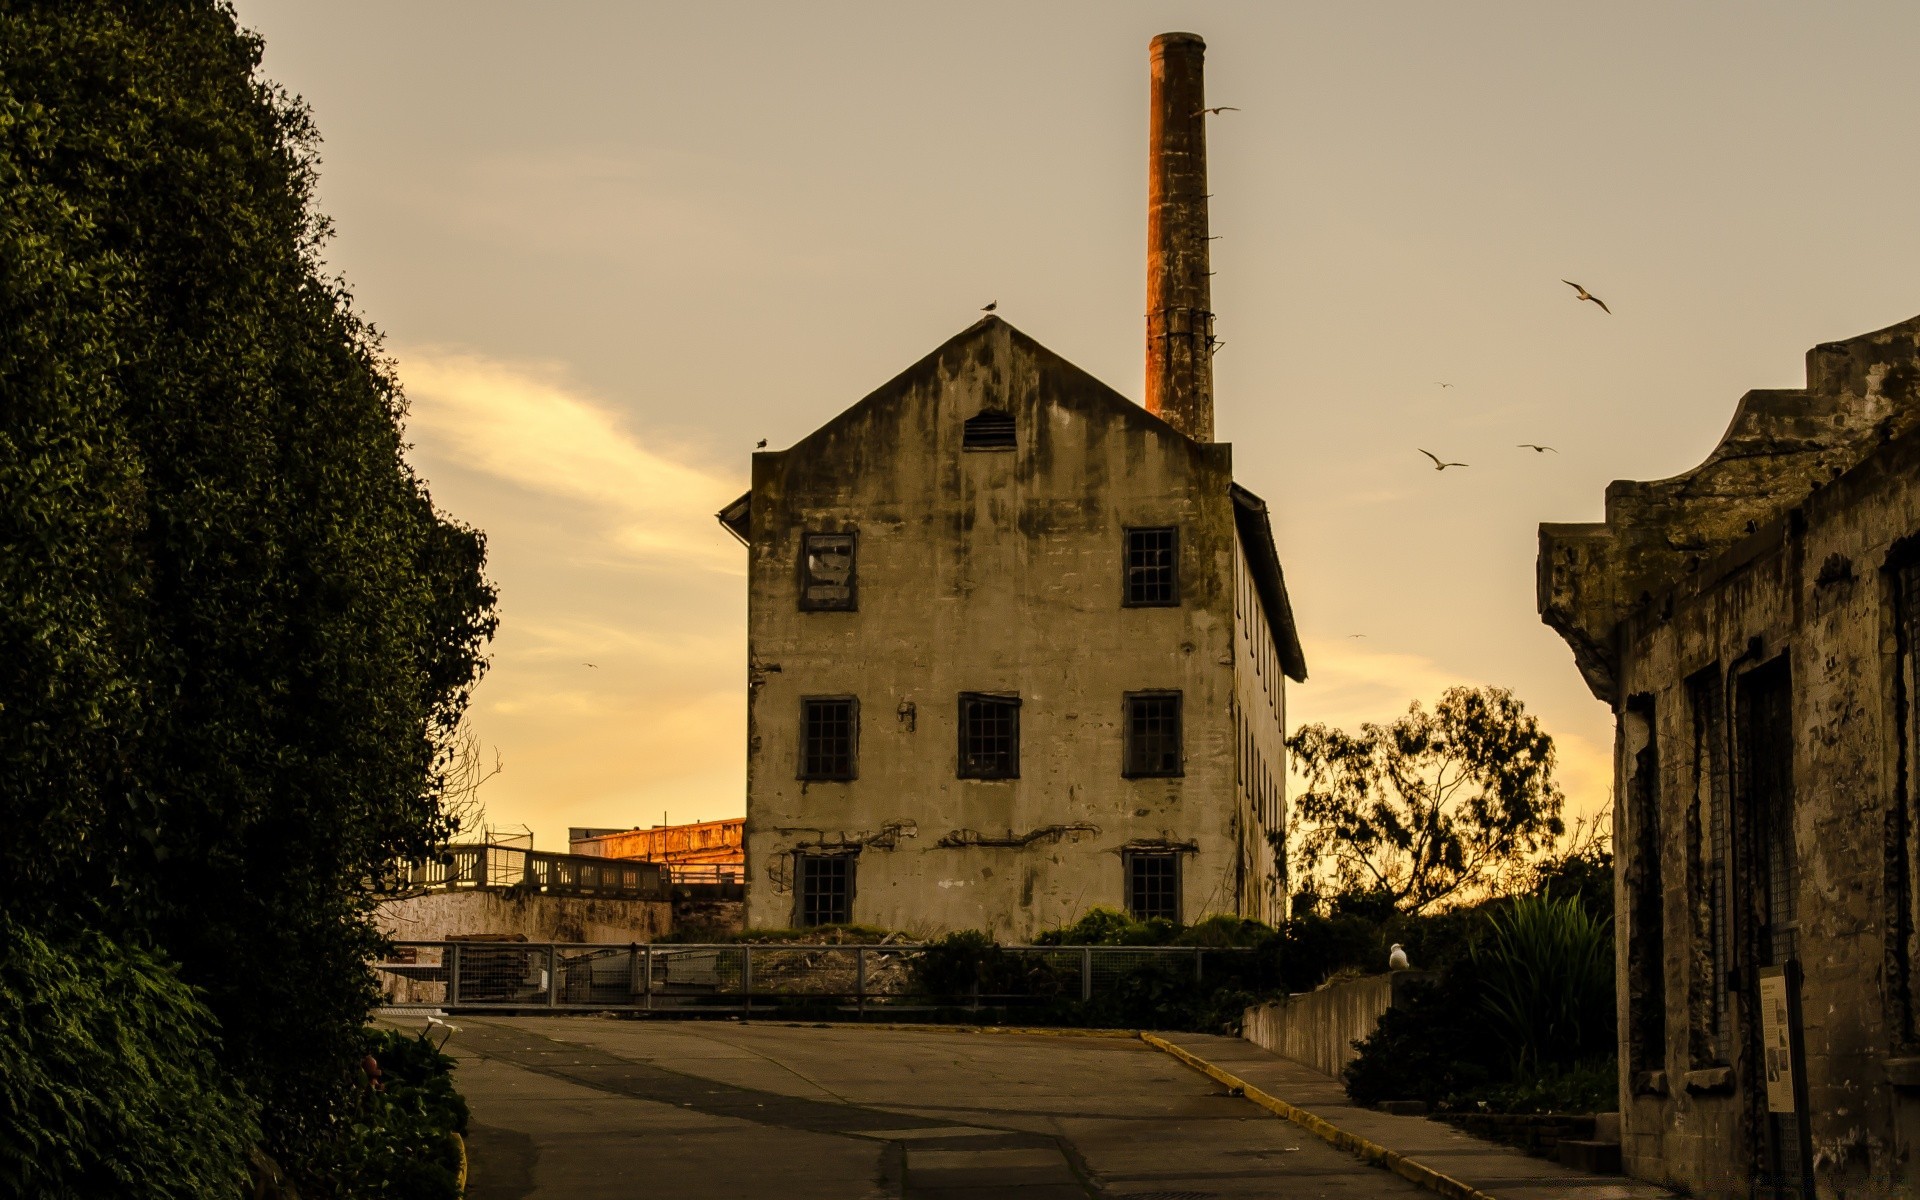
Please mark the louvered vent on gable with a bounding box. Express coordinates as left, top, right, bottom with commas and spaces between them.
963, 409, 1016, 451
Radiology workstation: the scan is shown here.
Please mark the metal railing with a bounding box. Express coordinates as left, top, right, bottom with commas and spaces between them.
402, 845, 668, 900
662, 863, 744, 887
374, 941, 1241, 1015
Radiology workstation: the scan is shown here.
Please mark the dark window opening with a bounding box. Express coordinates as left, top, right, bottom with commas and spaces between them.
797, 854, 853, 926
1125, 691, 1183, 777
1624, 694, 1667, 1087
1892, 553, 1920, 1052
1125, 852, 1181, 923
958, 693, 1020, 779
962, 409, 1016, 451
1125, 527, 1179, 606
800, 697, 857, 780
800, 532, 856, 611
1687, 668, 1731, 1067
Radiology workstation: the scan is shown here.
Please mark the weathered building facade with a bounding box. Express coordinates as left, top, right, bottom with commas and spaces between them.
719, 34, 1304, 940
1539, 315, 1920, 1197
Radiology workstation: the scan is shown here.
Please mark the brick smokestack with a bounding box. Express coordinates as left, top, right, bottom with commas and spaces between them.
1145, 32, 1214, 442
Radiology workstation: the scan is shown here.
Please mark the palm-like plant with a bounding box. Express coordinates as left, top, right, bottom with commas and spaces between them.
1473, 891, 1614, 1075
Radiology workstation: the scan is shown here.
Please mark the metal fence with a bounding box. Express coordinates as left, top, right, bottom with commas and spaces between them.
402, 845, 668, 900
375, 941, 1243, 1015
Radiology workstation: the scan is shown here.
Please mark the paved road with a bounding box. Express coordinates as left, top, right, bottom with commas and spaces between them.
422, 1016, 1429, 1199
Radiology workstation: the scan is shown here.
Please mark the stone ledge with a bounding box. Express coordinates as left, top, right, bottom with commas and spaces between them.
1633, 1069, 1669, 1096
1885, 1056, 1920, 1089
1683, 1066, 1735, 1093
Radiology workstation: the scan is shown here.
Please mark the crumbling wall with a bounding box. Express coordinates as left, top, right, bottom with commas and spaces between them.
374, 890, 671, 944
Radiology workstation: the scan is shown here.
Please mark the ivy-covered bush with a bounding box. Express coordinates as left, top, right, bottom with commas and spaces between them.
1, 1, 494, 1184
319, 1029, 469, 1200
0, 919, 259, 1199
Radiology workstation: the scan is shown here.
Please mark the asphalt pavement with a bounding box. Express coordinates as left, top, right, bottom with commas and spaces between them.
421, 1015, 1433, 1199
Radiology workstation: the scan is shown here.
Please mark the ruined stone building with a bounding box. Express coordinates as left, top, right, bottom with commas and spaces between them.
1539, 315, 1920, 1197
718, 34, 1305, 940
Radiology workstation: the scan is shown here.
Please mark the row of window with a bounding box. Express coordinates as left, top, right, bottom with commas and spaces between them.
798, 692, 1183, 780
793, 849, 1182, 926
800, 526, 1181, 611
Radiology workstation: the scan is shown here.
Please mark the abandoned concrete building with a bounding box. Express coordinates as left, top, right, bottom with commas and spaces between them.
1539, 314, 1920, 1197
717, 33, 1305, 940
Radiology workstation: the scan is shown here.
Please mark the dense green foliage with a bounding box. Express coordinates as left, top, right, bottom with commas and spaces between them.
1474, 892, 1614, 1074
1288, 687, 1566, 913
321, 1029, 468, 1200
0, 919, 259, 1198
1343, 888, 1617, 1113
0, 0, 494, 1183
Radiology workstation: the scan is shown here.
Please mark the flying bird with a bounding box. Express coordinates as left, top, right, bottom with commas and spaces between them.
1562, 280, 1611, 314
1389, 944, 1410, 971
756, 438, 767, 449
1194, 106, 1240, 116
1348, 633, 1367, 639
981, 300, 997, 313
1435, 382, 1453, 389
1517, 443, 1557, 453
583, 662, 598, 669
1419, 449, 1468, 471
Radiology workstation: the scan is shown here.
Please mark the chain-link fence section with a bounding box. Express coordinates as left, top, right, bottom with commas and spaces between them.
375, 941, 1246, 1016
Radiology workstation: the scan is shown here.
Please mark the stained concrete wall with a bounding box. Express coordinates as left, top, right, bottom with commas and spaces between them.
1233, 536, 1287, 925
1241, 972, 1431, 1080
1537, 314, 1920, 1198
375, 890, 671, 944
740, 317, 1288, 939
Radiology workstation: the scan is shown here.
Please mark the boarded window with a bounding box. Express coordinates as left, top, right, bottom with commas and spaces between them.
958, 693, 1020, 779
800, 532, 856, 611
1124, 691, 1183, 777
797, 854, 853, 926
1125, 527, 1179, 606
962, 409, 1016, 450
1125, 852, 1181, 923
800, 697, 857, 780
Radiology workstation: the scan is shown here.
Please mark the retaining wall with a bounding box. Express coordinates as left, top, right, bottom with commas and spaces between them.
1241, 970, 1434, 1079
375, 889, 671, 944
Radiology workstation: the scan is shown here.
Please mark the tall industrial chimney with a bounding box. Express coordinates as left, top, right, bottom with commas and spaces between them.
1145, 32, 1214, 442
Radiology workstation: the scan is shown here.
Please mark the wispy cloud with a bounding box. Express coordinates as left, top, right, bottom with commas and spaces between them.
397, 350, 743, 574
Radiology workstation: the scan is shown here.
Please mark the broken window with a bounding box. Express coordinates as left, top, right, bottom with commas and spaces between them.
957, 693, 1020, 779
799, 531, 856, 611
1125, 852, 1181, 923
1623, 695, 1667, 1089
962, 409, 1016, 451
1892, 552, 1920, 1051
796, 853, 854, 926
1687, 668, 1731, 1067
1124, 527, 1179, 606
800, 697, 857, 780
1124, 691, 1183, 777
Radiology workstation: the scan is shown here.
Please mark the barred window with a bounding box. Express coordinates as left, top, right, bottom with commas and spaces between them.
1124, 527, 1179, 606
958, 693, 1020, 779
1125, 852, 1181, 923
800, 532, 856, 611
797, 854, 853, 926
963, 409, 1016, 451
1124, 691, 1183, 777
800, 697, 857, 780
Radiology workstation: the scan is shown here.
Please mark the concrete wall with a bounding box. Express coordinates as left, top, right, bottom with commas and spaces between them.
1538, 315, 1920, 1198
1232, 537, 1287, 925
1242, 972, 1430, 1080
375, 890, 671, 944
741, 317, 1275, 939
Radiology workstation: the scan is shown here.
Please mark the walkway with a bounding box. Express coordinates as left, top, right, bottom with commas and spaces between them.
429, 1016, 1432, 1199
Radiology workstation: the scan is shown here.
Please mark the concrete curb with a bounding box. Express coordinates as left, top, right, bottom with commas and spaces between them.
1139, 1032, 1500, 1200
813, 1022, 1140, 1039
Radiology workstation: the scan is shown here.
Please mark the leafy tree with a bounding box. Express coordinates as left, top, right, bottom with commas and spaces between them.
0, 0, 494, 1181
1286, 687, 1565, 914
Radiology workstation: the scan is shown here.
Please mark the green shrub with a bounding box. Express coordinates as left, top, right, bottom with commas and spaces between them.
1035, 906, 1177, 946
1341, 972, 1496, 1107
317, 1028, 467, 1199
0, 920, 259, 1198
1473, 891, 1613, 1074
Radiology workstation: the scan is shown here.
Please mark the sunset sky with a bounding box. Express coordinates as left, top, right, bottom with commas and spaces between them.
235, 1, 1920, 854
